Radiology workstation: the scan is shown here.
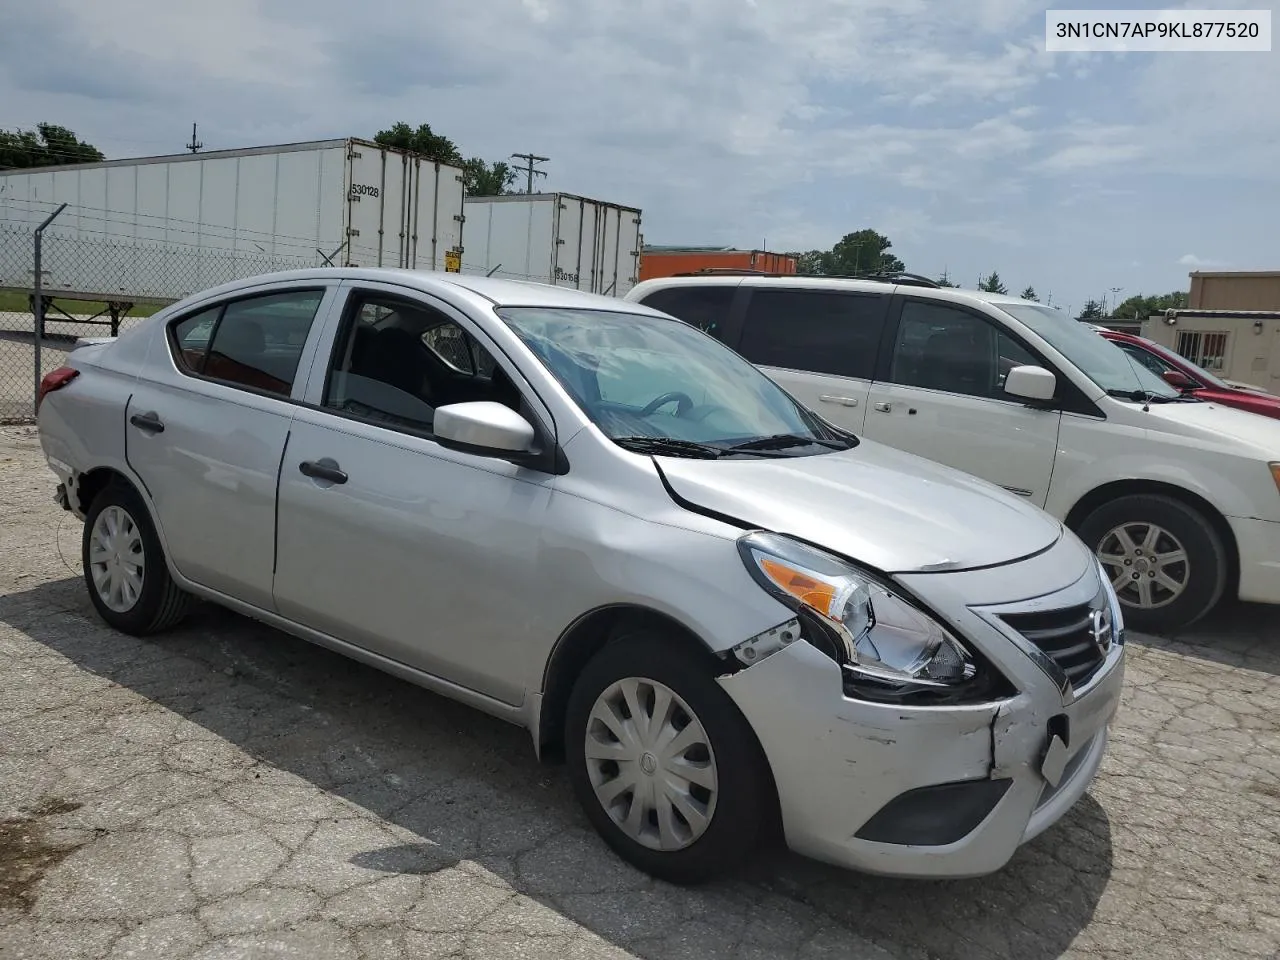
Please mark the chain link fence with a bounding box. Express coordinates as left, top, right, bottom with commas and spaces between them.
0, 202, 607, 421
0, 212, 319, 421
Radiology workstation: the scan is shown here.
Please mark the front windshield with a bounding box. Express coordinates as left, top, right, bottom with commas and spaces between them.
498, 307, 850, 456
998, 303, 1180, 400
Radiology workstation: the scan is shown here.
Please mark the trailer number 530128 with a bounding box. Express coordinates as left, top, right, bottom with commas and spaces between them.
350, 184, 380, 199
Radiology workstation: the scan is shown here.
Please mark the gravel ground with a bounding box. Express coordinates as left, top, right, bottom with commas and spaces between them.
1, 423, 1278, 960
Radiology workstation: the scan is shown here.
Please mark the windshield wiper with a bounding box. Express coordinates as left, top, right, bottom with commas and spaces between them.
1105, 388, 1181, 404
612, 436, 727, 459
726, 433, 851, 452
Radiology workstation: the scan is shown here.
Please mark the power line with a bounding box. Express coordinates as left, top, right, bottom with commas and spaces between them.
509, 152, 549, 194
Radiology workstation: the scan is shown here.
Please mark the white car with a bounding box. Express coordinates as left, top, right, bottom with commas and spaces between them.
626, 275, 1280, 633
37, 268, 1124, 883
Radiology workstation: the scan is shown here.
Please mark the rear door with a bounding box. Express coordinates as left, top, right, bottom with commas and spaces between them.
125, 282, 337, 609
733, 287, 890, 434
859, 297, 1061, 505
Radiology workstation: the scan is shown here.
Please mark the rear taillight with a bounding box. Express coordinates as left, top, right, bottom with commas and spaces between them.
37, 366, 79, 411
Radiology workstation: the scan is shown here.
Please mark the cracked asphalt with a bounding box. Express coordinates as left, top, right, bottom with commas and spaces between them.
1, 423, 1278, 960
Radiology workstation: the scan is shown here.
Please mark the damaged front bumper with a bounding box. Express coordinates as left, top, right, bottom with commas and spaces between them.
717, 630, 1124, 878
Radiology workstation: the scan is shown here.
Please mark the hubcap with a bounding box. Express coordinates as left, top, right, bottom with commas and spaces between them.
89, 505, 145, 613
584, 677, 718, 852
1097, 521, 1189, 610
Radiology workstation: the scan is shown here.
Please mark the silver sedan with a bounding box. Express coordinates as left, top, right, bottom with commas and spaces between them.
37, 268, 1125, 883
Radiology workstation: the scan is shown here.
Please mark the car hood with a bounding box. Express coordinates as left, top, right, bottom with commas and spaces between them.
1135, 397, 1280, 451
656, 440, 1063, 574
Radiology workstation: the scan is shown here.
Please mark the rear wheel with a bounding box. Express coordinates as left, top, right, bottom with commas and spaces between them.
564, 631, 772, 884
82, 482, 192, 635
1077, 494, 1227, 634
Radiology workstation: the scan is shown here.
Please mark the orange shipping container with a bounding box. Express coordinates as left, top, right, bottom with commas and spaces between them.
638, 247, 797, 281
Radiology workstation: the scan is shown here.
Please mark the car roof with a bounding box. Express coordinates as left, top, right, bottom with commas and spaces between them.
172, 267, 661, 314
629, 273, 1046, 310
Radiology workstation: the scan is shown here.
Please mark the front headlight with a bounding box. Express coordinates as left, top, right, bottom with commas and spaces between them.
737, 532, 1001, 703
1269, 462, 1280, 497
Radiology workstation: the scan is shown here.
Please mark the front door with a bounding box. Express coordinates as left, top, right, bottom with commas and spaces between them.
124, 284, 333, 609
272, 284, 555, 705
859, 298, 1062, 507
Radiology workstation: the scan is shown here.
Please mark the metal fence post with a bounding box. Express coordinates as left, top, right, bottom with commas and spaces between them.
32, 203, 68, 413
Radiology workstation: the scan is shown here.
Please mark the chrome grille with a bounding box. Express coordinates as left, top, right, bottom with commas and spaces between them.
1000, 591, 1111, 688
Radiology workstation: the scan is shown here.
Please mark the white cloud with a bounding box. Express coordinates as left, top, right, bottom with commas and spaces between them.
1178, 254, 1228, 268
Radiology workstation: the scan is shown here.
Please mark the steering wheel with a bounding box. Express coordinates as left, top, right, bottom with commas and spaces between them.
640, 391, 695, 417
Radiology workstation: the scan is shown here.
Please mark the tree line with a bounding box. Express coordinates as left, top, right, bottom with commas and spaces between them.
0, 119, 519, 199
790, 229, 1187, 321
0, 123, 104, 169
371, 121, 517, 197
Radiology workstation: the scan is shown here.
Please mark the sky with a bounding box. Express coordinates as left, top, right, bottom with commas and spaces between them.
1, 0, 1276, 315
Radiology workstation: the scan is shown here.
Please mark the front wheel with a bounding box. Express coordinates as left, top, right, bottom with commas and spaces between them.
1077, 494, 1227, 634
564, 632, 772, 884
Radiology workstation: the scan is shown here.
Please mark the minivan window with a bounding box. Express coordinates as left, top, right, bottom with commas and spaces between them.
738, 290, 887, 379
891, 302, 1040, 399
499, 307, 850, 457
638, 286, 735, 339
999, 303, 1180, 399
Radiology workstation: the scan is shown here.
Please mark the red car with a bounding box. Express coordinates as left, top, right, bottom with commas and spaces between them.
1096, 327, 1280, 420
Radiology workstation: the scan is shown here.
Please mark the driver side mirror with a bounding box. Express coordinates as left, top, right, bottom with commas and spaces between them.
434, 401, 537, 457
1162, 369, 1196, 391
1003, 365, 1057, 402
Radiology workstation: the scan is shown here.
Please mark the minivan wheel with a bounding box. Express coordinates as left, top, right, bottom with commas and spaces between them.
82, 482, 192, 635
564, 632, 771, 884
1077, 494, 1226, 634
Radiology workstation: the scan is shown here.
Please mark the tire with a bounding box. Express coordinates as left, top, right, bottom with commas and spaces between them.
82, 481, 192, 635
1076, 494, 1227, 634
564, 630, 772, 885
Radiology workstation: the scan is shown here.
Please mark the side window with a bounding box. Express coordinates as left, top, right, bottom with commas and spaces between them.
638, 286, 735, 339
891, 301, 1037, 400
323, 291, 522, 436
171, 306, 221, 373
1119, 342, 1174, 377
738, 289, 887, 378
169, 290, 324, 396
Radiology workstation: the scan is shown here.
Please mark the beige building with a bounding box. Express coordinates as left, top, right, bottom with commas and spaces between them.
1140, 271, 1280, 393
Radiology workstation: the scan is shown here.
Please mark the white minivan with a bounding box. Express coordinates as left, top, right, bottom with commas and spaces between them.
625, 274, 1280, 633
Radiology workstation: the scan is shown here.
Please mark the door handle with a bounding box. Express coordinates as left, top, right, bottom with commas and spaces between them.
818, 395, 860, 407
129, 412, 165, 434
299, 459, 348, 485
873, 401, 892, 413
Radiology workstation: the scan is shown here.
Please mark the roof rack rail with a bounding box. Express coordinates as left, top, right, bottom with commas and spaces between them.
666, 268, 941, 288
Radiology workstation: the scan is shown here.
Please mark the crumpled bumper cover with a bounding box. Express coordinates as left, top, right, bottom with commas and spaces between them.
718, 638, 1124, 878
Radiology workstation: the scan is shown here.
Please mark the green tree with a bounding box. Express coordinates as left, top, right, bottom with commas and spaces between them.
461, 157, 515, 197
978, 271, 1008, 294
1111, 291, 1189, 320
1078, 299, 1104, 320
789, 230, 905, 276
1020, 285, 1039, 302
0, 123, 104, 169
935, 271, 958, 288
791, 250, 827, 275
373, 122, 463, 165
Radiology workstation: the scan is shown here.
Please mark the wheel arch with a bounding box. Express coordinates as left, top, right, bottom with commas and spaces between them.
76, 465, 141, 517
536, 604, 726, 763
1064, 479, 1240, 597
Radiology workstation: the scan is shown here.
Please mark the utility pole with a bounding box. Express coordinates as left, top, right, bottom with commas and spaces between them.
1109, 286, 1123, 319
186, 123, 203, 154
510, 152, 549, 194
